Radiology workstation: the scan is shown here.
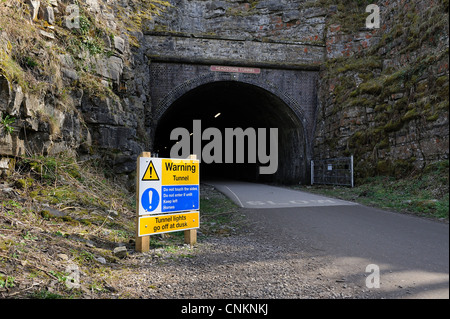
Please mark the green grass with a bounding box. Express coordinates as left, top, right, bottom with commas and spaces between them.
295, 160, 449, 220
149, 185, 241, 247
199, 188, 244, 236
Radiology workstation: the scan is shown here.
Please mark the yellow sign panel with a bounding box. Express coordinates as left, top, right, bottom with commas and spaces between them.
142, 161, 160, 181
161, 159, 199, 185
138, 211, 200, 236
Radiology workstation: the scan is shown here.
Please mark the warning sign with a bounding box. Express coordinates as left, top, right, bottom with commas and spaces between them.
140, 187, 160, 213
142, 161, 160, 181
162, 185, 199, 212
138, 211, 200, 236
135, 153, 200, 251
161, 159, 199, 185
138, 157, 200, 215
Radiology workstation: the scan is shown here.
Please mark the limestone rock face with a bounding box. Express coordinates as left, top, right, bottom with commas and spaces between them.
26, 0, 41, 20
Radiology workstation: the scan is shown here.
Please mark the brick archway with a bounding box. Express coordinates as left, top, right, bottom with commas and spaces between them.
148, 62, 318, 183
152, 71, 310, 131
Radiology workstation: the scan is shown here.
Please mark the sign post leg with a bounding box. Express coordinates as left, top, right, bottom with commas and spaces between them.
184, 228, 197, 246
184, 154, 198, 246
136, 151, 151, 253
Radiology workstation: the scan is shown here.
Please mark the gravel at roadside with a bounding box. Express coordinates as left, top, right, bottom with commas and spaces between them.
105, 218, 379, 299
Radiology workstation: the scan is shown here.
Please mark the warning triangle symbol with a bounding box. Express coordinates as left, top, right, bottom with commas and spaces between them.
142, 161, 160, 181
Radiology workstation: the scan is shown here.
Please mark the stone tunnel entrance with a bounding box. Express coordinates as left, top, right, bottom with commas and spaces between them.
154, 81, 308, 184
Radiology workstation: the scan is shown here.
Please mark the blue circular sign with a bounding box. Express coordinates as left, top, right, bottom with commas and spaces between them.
141, 188, 160, 213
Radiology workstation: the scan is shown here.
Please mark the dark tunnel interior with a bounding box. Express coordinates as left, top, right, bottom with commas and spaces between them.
154, 81, 308, 184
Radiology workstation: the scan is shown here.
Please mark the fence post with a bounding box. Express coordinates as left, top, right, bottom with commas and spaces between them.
310, 160, 314, 185
350, 155, 354, 188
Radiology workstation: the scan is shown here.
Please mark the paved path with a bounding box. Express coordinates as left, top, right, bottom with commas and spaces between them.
207, 180, 358, 208
205, 180, 449, 299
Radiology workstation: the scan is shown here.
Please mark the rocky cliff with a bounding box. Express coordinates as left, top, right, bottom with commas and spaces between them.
314, 0, 449, 178
0, 0, 170, 180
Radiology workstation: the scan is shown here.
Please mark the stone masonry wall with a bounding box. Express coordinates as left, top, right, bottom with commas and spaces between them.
150, 0, 449, 180
148, 0, 327, 44
314, 0, 449, 179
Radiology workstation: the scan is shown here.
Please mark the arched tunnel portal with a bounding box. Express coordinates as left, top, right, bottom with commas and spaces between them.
154, 81, 309, 184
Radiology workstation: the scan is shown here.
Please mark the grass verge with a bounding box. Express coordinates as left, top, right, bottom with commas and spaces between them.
0, 154, 241, 298
198, 184, 244, 236
293, 160, 449, 221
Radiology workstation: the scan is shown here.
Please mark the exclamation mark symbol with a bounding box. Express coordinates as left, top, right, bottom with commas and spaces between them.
148, 189, 153, 210
142, 161, 159, 181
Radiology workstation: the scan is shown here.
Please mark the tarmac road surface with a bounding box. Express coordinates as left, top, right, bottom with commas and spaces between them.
206, 180, 449, 299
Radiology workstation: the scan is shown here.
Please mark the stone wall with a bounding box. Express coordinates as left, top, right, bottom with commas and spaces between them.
148, 0, 449, 180
144, 35, 323, 66
149, 0, 327, 44
314, 0, 449, 179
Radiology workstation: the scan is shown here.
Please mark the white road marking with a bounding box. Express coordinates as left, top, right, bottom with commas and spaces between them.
246, 199, 340, 206
224, 186, 244, 208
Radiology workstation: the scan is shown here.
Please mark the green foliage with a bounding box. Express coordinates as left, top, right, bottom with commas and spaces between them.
23, 231, 38, 241
297, 160, 449, 220
49, 271, 68, 283
72, 249, 95, 263
19, 154, 82, 185
402, 108, 420, 121
118, 0, 171, 43
81, 39, 104, 56
358, 80, 382, 95
199, 187, 244, 236
0, 151, 141, 298
325, 47, 448, 178
0, 4, 47, 93
0, 48, 23, 88
67, 10, 106, 56
0, 275, 15, 289
24, 56, 39, 69
0, 114, 16, 134
78, 15, 91, 36
321, 0, 373, 33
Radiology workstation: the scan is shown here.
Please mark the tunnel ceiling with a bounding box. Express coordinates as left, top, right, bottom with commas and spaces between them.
154, 81, 307, 184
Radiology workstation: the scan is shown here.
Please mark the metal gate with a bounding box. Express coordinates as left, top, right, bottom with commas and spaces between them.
311, 156, 354, 187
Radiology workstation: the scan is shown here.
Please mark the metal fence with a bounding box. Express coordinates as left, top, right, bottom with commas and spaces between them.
311, 155, 354, 187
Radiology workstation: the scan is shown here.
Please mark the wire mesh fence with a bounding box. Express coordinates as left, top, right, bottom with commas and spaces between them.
311, 155, 354, 187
